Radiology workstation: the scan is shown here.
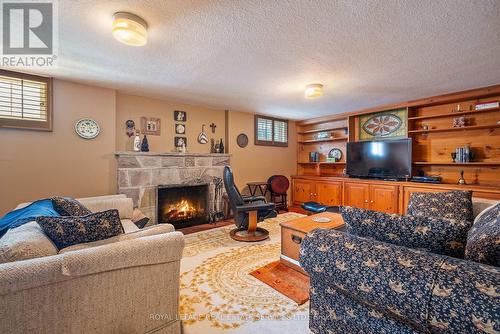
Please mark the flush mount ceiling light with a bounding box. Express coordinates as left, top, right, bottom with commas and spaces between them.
305, 83, 324, 98
112, 12, 148, 46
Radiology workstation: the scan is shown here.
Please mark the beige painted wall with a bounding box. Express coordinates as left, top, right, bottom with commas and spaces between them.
115, 93, 226, 153
227, 111, 297, 195
0, 80, 117, 215
0, 85, 297, 216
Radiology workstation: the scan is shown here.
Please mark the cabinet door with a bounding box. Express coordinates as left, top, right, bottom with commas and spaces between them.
369, 184, 399, 213
316, 182, 342, 206
343, 182, 370, 209
293, 179, 313, 204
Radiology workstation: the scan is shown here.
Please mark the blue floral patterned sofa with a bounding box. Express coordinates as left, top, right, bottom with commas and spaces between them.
300, 197, 499, 334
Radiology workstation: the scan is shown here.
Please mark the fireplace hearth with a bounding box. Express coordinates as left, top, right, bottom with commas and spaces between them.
157, 184, 209, 228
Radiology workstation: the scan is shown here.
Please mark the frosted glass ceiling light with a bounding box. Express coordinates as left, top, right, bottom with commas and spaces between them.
305, 83, 323, 98
112, 12, 148, 46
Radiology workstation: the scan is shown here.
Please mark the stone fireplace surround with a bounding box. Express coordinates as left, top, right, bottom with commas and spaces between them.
116, 152, 230, 225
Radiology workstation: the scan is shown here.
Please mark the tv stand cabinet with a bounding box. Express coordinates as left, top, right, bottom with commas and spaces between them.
292, 175, 500, 215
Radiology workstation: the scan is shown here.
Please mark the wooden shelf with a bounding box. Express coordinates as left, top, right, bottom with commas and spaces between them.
413, 162, 500, 166
298, 161, 346, 165
408, 107, 500, 120
298, 137, 348, 144
408, 124, 500, 134
298, 126, 348, 134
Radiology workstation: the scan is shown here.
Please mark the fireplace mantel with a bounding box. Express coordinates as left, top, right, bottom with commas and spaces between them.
115, 151, 231, 158
115, 151, 230, 225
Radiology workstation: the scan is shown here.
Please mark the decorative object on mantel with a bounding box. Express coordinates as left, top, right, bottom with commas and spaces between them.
210, 138, 216, 153
359, 108, 407, 141
75, 118, 100, 139
140, 117, 161, 135
174, 110, 186, 122
140, 135, 149, 152
133, 130, 141, 152
219, 138, 225, 153
236, 133, 248, 148
475, 101, 499, 110
174, 137, 187, 150
327, 148, 342, 162
175, 123, 185, 135
210, 123, 217, 133
125, 119, 135, 137
197, 124, 208, 144
457, 170, 466, 185
452, 116, 465, 128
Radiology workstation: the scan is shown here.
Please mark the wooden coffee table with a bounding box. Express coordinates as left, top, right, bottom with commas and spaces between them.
280, 212, 345, 274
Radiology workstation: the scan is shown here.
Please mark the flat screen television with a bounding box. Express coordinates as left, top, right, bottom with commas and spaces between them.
347, 139, 412, 180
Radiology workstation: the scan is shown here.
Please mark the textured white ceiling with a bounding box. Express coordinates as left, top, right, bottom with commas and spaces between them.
11, 0, 500, 119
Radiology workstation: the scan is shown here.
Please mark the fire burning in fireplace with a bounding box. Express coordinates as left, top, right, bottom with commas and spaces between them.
163, 199, 199, 222
157, 184, 208, 228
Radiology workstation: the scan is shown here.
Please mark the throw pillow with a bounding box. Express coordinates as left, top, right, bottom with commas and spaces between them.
465, 203, 500, 266
37, 209, 124, 249
407, 190, 473, 223
51, 197, 92, 216
340, 206, 472, 257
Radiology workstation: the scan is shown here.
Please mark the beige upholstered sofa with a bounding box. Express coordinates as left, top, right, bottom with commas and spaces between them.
0, 194, 184, 334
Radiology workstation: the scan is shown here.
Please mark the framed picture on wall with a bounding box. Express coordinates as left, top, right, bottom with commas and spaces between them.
174, 136, 187, 148
140, 117, 161, 135
175, 123, 186, 134
174, 110, 187, 122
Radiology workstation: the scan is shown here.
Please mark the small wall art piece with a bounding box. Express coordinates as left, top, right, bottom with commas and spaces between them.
197, 125, 208, 144
174, 110, 187, 122
140, 117, 161, 135
174, 136, 187, 148
358, 108, 407, 141
125, 119, 135, 137
236, 133, 248, 148
175, 123, 186, 134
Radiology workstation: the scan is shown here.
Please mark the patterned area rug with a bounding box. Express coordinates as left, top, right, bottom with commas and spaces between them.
180, 212, 311, 333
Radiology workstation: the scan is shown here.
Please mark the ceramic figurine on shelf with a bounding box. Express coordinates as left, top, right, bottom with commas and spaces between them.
140, 135, 149, 152
457, 170, 466, 185
133, 130, 141, 152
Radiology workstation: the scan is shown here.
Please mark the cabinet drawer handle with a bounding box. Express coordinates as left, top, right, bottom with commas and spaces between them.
291, 235, 302, 244
364, 199, 369, 203
370, 200, 374, 203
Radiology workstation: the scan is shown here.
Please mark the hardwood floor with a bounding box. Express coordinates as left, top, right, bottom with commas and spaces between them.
177, 209, 297, 235
177, 219, 234, 235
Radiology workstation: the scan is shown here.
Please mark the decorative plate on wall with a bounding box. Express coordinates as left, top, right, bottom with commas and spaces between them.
75, 119, 100, 139
236, 133, 248, 148
359, 108, 407, 140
